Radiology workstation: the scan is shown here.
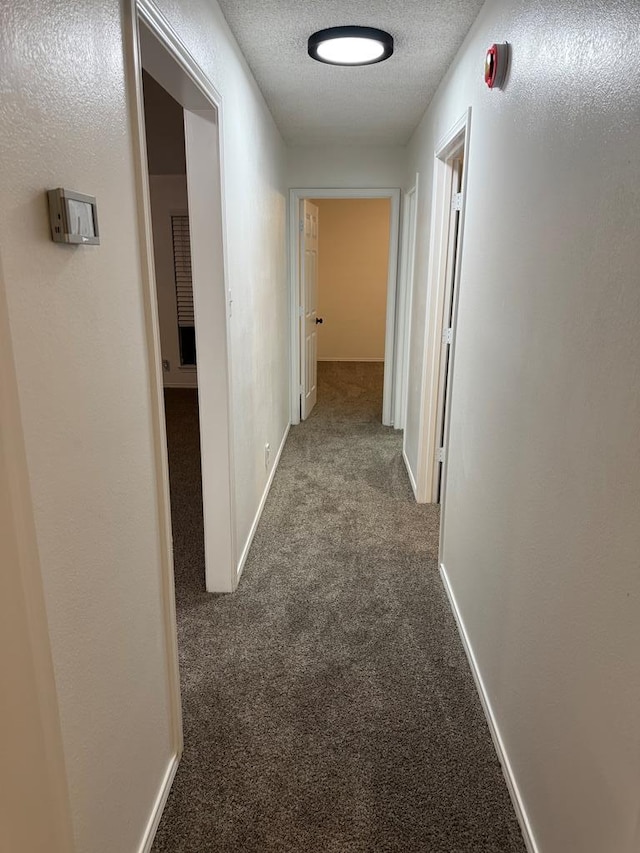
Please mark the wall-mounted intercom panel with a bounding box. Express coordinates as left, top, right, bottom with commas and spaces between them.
47, 188, 100, 245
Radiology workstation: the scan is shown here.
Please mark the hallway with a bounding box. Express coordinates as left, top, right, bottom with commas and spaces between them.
154, 363, 525, 852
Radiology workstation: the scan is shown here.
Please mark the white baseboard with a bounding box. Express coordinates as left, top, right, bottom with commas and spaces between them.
317, 357, 384, 362
402, 447, 418, 499
438, 563, 539, 853
138, 752, 180, 853
236, 423, 290, 580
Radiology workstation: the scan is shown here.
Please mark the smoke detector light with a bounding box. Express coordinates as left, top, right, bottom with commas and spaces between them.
308, 26, 394, 66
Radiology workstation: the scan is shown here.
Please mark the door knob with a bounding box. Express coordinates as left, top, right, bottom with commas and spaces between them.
315, 317, 323, 324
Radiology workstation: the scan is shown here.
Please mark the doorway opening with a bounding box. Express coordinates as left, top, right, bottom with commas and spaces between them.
142, 70, 198, 388
433, 154, 463, 503
290, 188, 401, 426
415, 110, 471, 511
133, 12, 236, 597
141, 66, 206, 598
127, 2, 239, 801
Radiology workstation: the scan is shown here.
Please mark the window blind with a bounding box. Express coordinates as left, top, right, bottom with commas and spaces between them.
171, 214, 194, 328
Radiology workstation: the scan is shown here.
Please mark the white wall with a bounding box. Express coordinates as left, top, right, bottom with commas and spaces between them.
0, 261, 74, 853
148, 176, 197, 388
287, 144, 407, 188
404, 2, 640, 851
0, 1, 288, 852
313, 198, 390, 361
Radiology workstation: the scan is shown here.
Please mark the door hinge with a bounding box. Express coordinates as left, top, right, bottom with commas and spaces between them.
228, 289, 233, 317
298, 305, 304, 317
436, 446, 446, 463
442, 327, 453, 345
299, 219, 304, 233
452, 192, 463, 211
299, 384, 304, 395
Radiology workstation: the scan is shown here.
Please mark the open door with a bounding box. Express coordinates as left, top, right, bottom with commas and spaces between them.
300, 199, 319, 419
433, 156, 464, 501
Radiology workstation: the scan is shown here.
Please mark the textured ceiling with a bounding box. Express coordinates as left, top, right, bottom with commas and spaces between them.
216, 0, 485, 145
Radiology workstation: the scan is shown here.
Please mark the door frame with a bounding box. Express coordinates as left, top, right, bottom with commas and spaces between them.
393, 176, 419, 430
125, 0, 238, 805
415, 109, 471, 506
300, 200, 320, 419
289, 187, 402, 426
131, 1, 237, 594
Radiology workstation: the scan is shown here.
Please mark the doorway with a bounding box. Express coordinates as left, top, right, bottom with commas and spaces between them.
433, 154, 463, 502
415, 110, 470, 508
290, 188, 401, 426
142, 70, 197, 389
142, 68, 210, 614
126, 5, 243, 838
132, 12, 236, 599
299, 196, 392, 420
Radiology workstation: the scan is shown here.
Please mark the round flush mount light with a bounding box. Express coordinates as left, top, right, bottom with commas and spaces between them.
308, 26, 394, 66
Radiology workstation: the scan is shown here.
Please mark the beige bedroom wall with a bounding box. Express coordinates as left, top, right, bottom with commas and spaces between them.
313, 198, 391, 361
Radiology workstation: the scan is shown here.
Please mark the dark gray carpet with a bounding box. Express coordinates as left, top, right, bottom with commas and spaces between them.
155, 362, 526, 853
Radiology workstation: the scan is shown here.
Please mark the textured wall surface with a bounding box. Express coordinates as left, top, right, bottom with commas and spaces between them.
287, 144, 407, 188
0, 0, 288, 851
0, 3, 174, 851
405, 2, 640, 851
0, 260, 74, 853
313, 198, 390, 361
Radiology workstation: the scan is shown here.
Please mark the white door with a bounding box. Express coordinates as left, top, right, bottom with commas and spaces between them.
301, 200, 319, 419
433, 157, 464, 501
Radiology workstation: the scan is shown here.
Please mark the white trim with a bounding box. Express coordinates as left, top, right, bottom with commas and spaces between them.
127, 0, 184, 763
318, 357, 384, 363
138, 753, 180, 853
394, 175, 419, 431
183, 109, 236, 594
236, 423, 290, 580
289, 193, 300, 425
402, 448, 418, 499
289, 187, 401, 428
136, 0, 223, 107
416, 109, 471, 505
439, 563, 539, 853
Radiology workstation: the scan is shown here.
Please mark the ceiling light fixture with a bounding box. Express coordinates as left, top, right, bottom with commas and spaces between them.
308, 26, 394, 66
